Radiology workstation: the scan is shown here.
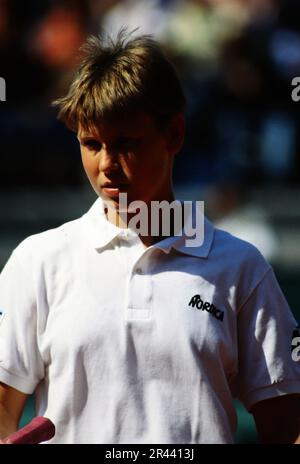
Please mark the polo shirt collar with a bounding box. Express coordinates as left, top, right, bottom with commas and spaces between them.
154, 215, 214, 258
83, 197, 125, 249
83, 197, 215, 259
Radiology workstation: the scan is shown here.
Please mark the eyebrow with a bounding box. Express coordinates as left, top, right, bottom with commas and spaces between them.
77, 134, 98, 142
77, 133, 144, 143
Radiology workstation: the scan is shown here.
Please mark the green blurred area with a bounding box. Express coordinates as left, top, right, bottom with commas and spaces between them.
19, 395, 35, 429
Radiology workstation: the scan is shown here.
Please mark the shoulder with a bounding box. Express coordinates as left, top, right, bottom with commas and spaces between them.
11, 216, 85, 267
212, 225, 270, 269
208, 224, 272, 305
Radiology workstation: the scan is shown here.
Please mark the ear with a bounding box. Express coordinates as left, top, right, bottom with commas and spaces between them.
166, 113, 186, 155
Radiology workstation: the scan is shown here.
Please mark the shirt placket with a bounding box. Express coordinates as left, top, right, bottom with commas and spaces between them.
126, 256, 153, 321
119, 232, 153, 321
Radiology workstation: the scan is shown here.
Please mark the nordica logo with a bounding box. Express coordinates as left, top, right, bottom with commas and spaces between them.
188, 295, 224, 322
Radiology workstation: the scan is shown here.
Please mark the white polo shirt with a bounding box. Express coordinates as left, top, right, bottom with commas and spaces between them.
0, 197, 300, 444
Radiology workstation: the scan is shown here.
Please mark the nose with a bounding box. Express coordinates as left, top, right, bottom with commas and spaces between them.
98, 146, 119, 173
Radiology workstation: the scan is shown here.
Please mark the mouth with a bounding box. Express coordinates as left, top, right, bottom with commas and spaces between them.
101, 183, 130, 198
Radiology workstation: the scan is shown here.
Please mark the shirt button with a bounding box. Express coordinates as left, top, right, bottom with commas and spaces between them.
136, 267, 143, 275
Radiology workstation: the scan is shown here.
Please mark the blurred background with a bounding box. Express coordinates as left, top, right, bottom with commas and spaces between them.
1, 0, 300, 444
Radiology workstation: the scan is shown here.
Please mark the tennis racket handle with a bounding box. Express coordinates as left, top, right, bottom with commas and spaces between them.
1, 417, 55, 444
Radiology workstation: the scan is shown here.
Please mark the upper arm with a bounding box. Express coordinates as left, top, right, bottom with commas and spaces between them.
251, 394, 300, 444
0, 249, 45, 393
236, 265, 300, 411
0, 382, 28, 438
0, 382, 28, 423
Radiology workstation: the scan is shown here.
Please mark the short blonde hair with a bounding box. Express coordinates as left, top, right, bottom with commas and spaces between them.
53, 28, 186, 132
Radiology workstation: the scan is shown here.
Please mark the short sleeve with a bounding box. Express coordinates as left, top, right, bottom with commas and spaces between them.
236, 267, 300, 411
0, 250, 45, 394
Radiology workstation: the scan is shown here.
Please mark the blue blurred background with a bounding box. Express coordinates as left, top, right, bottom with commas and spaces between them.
1, 0, 300, 443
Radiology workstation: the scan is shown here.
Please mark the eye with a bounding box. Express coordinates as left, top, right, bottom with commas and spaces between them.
82, 139, 102, 151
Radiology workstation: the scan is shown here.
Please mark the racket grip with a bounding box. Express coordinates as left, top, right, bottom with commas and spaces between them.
1, 417, 55, 444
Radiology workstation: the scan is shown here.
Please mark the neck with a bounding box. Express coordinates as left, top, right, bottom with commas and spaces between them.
104, 192, 183, 247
